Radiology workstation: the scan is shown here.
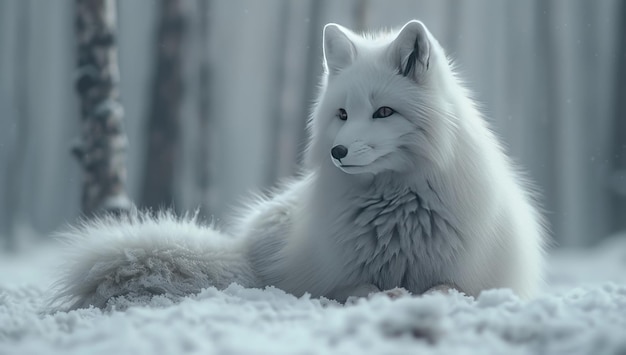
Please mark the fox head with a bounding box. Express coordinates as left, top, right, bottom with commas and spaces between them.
306, 20, 459, 177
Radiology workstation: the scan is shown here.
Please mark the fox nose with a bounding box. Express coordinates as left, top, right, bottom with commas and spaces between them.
331, 145, 348, 160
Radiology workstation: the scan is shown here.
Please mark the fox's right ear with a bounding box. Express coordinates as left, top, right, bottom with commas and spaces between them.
323, 23, 355, 76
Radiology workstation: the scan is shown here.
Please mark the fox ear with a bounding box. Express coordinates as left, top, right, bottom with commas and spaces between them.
323, 23, 356, 76
391, 20, 431, 79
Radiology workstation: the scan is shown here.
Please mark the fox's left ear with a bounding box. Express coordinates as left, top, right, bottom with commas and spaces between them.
390, 20, 431, 79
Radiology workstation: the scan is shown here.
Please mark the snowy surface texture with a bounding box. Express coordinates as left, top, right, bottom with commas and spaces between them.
1, 235, 626, 355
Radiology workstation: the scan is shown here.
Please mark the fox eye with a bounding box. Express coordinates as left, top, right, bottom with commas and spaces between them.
373, 106, 395, 119
337, 108, 348, 121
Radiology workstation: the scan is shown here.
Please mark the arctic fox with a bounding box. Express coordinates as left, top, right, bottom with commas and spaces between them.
52, 20, 546, 310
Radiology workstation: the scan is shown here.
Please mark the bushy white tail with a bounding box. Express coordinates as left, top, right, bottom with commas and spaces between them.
50, 210, 257, 311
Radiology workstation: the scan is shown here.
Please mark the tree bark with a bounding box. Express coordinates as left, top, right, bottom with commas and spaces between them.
140, 0, 187, 211
73, 0, 132, 216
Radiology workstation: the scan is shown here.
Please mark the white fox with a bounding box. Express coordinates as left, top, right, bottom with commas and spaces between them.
52, 20, 546, 310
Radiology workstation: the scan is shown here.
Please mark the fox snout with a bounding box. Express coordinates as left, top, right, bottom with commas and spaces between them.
330, 140, 378, 172
331, 141, 370, 163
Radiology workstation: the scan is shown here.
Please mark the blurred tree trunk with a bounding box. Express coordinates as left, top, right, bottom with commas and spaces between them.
264, 1, 290, 185
195, 0, 214, 216
2, 0, 30, 250
266, 0, 325, 179
73, 0, 132, 216
352, 0, 369, 32
611, 0, 626, 233
534, 0, 558, 241
141, 0, 187, 210
295, 0, 324, 167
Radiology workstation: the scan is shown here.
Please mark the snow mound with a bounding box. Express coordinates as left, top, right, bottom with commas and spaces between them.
1, 236, 626, 354
1, 284, 625, 354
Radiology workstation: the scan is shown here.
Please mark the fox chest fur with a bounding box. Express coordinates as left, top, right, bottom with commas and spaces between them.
315, 177, 464, 296
346, 185, 464, 292
267, 170, 467, 299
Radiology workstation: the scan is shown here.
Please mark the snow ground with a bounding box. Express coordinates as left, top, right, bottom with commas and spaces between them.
1, 235, 626, 355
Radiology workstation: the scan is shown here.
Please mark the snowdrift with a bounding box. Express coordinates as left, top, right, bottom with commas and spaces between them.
1, 235, 626, 354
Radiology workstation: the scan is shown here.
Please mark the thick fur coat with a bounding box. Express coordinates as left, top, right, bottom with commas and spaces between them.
51, 21, 546, 310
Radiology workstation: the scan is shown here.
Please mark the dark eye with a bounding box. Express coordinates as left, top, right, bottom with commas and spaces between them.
337, 108, 348, 121
373, 106, 395, 119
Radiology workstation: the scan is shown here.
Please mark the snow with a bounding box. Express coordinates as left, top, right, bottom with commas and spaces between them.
1, 236, 626, 354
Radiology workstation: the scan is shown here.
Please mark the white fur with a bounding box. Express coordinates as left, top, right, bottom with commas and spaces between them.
51, 20, 546, 310
50, 210, 258, 310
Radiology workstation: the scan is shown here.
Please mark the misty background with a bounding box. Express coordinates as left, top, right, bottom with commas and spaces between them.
0, 0, 624, 251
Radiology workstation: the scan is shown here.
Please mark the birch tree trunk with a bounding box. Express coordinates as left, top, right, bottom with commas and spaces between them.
140, 0, 187, 210
73, 0, 132, 216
